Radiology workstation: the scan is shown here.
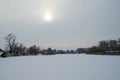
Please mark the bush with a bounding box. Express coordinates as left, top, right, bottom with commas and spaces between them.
87, 46, 106, 54
1, 52, 9, 58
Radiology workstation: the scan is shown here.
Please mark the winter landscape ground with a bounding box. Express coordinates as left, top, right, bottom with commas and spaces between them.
0, 54, 120, 80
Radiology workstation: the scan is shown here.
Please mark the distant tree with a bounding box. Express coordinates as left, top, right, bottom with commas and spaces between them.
76, 48, 86, 53
13, 43, 27, 56
18, 43, 26, 53
69, 50, 75, 54
53, 49, 57, 54
5, 33, 18, 53
118, 38, 120, 44
66, 50, 70, 53
87, 46, 106, 54
41, 49, 47, 55
47, 47, 55, 55
108, 40, 118, 51
27, 45, 40, 55
56, 50, 65, 54
98, 40, 109, 51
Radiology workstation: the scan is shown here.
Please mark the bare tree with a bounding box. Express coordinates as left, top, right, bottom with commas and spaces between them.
27, 45, 40, 55
5, 33, 18, 53
47, 47, 55, 55
98, 40, 109, 51
109, 40, 118, 51
14, 43, 27, 56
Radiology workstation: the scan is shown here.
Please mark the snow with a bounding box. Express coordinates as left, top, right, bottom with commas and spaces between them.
0, 54, 120, 80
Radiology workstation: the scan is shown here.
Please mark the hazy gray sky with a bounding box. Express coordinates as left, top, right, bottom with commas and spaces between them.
0, 0, 120, 50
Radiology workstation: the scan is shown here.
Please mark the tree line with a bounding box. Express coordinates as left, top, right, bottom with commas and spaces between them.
87, 38, 120, 55
0, 33, 57, 57
0, 33, 120, 57
0, 33, 77, 57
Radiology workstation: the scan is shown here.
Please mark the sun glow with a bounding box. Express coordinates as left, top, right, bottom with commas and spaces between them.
44, 13, 53, 22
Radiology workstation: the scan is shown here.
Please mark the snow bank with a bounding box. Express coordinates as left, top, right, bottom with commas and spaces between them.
0, 54, 120, 80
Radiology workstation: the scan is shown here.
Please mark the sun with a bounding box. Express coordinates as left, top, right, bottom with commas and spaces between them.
44, 13, 53, 22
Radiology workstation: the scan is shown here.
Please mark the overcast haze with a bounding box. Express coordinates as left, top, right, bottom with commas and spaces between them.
0, 0, 120, 50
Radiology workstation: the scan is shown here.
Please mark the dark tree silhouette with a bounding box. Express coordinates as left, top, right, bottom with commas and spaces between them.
47, 47, 55, 55
13, 43, 27, 56
87, 46, 106, 54
109, 40, 118, 51
27, 45, 40, 55
98, 40, 109, 51
5, 33, 18, 53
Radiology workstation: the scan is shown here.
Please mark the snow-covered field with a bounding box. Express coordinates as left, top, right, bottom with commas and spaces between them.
0, 54, 120, 80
